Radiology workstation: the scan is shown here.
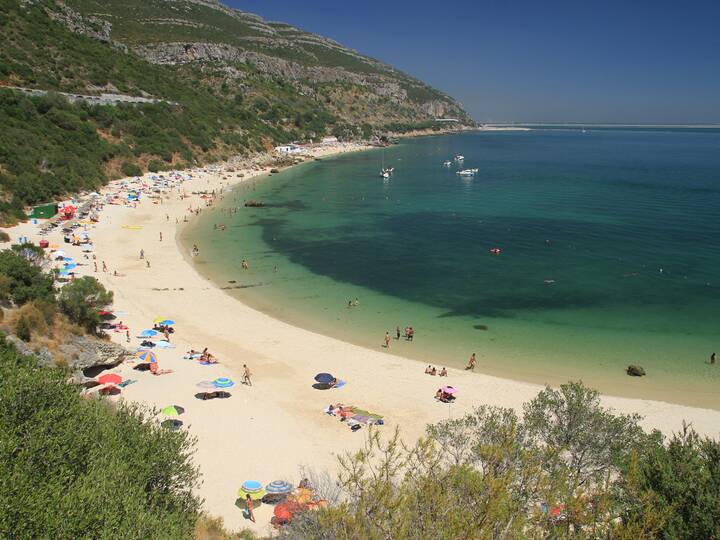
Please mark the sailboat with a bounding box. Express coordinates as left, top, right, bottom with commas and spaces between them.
378, 150, 393, 178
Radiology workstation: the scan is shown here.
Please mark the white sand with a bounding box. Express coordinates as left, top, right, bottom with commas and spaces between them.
4, 144, 719, 535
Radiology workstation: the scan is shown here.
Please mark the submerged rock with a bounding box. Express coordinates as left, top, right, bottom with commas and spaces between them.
626, 365, 646, 377
244, 200, 264, 207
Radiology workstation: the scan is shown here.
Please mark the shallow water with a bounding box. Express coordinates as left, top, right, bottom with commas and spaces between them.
181, 129, 720, 408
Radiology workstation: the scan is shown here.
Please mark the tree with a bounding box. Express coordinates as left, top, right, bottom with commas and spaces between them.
0, 247, 55, 305
58, 276, 113, 334
622, 424, 720, 539
0, 337, 201, 539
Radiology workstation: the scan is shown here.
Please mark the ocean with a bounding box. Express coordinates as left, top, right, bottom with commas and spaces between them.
180, 128, 720, 408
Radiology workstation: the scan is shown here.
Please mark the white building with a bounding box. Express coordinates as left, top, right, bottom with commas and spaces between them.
275, 144, 304, 155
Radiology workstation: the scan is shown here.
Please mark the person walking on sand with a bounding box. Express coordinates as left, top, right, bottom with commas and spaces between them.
139, 249, 144, 259
126, 330, 130, 343
242, 364, 252, 386
712, 352, 716, 365
466, 353, 476, 371
245, 494, 255, 523
383, 332, 391, 348
159, 231, 163, 242
94, 261, 97, 272
102, 261, 107, 273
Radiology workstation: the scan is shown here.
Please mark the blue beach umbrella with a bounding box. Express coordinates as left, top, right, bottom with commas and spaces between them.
158, 319, 175, 326
154, 340, 172, 349
238, 480, 266, 500
139, 329, 159, 338
213, 377, 234, 388
64, 263, 77, 270
314, 373, 334, 384
63, 257, 73, 262
266, 480, 294, 495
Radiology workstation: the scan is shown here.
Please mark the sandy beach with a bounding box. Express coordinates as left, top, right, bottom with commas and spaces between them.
4, 143, 720, 536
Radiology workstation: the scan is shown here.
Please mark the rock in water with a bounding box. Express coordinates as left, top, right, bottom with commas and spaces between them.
626, 365, 646, 377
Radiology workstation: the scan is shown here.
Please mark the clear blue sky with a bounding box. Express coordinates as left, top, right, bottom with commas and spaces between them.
226, 0, 720, 124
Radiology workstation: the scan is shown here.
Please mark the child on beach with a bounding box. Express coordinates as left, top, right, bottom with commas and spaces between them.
466, 353, 476, 371
383, 332, 391, 348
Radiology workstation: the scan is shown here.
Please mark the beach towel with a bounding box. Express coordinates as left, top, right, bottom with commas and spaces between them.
117, 379, 137, 388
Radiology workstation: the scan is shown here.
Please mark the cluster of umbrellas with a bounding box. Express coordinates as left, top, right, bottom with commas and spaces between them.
236, 479, 324, 526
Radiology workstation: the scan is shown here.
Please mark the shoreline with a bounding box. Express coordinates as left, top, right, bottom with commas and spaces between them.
3, 142, 720, 534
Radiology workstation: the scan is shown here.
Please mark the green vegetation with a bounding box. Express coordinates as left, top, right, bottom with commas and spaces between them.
0, 0, 470, 224
0, 245, 55, 305
282, 382, 720, 539
0, 336, 202, 539
58, 276, 113, 333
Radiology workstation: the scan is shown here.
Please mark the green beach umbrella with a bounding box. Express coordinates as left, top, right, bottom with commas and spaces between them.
161, 405, 185, 416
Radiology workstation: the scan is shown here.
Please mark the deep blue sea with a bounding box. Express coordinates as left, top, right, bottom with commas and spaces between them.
182, 128, 720, 407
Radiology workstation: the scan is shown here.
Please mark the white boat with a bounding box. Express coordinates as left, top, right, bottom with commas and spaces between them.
456, 168, 478, 176
443, 160, 452, 166
379, 170, 390, 178
454, 154, 465, 161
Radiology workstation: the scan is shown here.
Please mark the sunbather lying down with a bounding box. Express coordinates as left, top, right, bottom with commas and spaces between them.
195, 391, 231, 400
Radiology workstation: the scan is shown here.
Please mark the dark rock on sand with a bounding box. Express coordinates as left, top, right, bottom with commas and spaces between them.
473, 324, 488, 331
626, 365, 646, 377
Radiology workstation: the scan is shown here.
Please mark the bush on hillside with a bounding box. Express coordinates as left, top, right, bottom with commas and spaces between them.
121, 160, 142, 177
0, 337, 202, 538
0, 247, 55, 305
14, 315, 30, 341
147, 159, 165, 173
58, 276, 112, 334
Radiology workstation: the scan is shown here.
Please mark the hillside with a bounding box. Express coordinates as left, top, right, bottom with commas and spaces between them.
0, 0, 473, 222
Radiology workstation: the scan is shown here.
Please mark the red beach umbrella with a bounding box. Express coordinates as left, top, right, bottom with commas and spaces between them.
98, 373, 122, 385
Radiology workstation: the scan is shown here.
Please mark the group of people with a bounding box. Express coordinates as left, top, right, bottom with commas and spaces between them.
383, 325, 415, 348
434, 388, 456, 403
186, 347, 218, 364
424, 365, 448, 377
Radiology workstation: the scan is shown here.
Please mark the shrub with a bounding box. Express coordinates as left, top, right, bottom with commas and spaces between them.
15, 315, 31, 341
0, 231, 10, 242
147, 159, 165, 173
58, 277, 113, 334
120, 160, 142, 177
16, 302, 48, 336
0, 248, 55, 305
0, 337, 202, 538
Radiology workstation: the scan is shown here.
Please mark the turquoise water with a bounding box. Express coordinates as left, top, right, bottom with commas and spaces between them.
181, 129, 720, 408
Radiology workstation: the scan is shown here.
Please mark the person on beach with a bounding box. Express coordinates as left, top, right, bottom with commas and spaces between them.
245, 494, 255, 523
425, 365, 433, 374
139, 249, 144, 259
466, 353, 476, 371
347, 300, 353, 309
94, 261, 97, 272
430, 366, 437, 376
241, 258, 248, 270
712, 352, 716, 365
383, 332, 391, 348
396, 326, 401, 340
102, 261, 107, 272
146, 260, 151, 268
159, 232, 163, 242
408, 327, 414, 341
242, 364, 252, 386
439, 367, 448, 377
126, 330, 130, 343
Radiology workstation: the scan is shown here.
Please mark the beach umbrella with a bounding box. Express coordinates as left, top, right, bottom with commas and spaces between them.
161, 405, 185, 416
441, 386, 457, 395
161, 419, 183, 431
153, 317, 171, 324
196, 381, 216, 389
63, 257, 73, 262
314, 373, 334, 384
157, 319, 175, 326
238, 480, 266, 500
53, 250, 66, 258
266, 480, 294, 495
154, 340, 172, 349
98, 373, 122, 385
136, 350, 157, 363
213, 377, 234, 388
64, 263, 77, 270
139, 329, 159, 338
82, 245, 93, 252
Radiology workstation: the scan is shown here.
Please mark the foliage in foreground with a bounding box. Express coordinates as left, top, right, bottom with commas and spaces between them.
0, 337, 202, 539
282, 382, 720, 540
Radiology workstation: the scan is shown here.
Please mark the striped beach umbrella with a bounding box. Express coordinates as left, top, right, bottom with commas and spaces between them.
136, 350, 157, 363
266, 480, 294, 495
213, 377, 234, 388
